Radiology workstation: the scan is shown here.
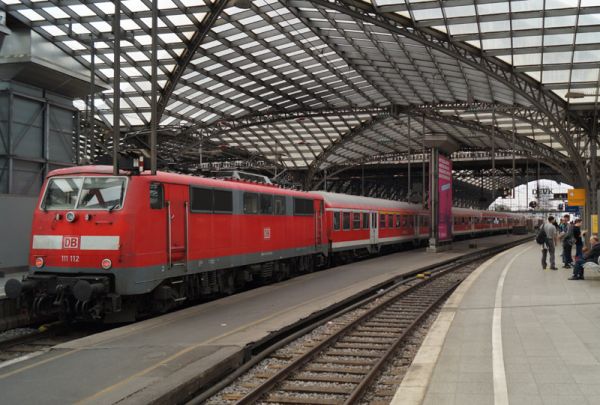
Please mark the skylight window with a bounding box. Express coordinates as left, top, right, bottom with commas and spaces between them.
44, 7, 70, 19
66, 5, 97, 17
18, 9, 44, 21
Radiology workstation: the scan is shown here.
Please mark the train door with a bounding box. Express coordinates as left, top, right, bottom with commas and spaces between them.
315, 200, 323, 247
165, 184, 187, 267
370, 211, 378, 245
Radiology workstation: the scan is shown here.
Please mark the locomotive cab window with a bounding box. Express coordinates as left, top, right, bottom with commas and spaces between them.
149, 183, 164, 209
243, 193, 259, 214
41, 176, 127, 211
42, 177, 83, 210
333, 211, 341, 230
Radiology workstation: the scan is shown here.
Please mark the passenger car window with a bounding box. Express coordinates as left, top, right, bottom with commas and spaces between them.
333, 211, 341, 230
380, 214, 386, 228
343, 212, 350, 230
353, 212, 361, 229
362, 213, 369, 229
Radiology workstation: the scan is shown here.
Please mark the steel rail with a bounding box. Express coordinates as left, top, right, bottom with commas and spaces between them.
235, 257, 475, 404
187, 236, 530, 405
342, 279, 460, 404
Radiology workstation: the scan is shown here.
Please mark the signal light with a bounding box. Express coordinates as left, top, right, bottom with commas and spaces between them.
35, 257, 45, 268
101, 258, 112, 270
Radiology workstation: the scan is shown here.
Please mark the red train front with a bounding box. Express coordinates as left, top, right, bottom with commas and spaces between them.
6, 166, 327, 321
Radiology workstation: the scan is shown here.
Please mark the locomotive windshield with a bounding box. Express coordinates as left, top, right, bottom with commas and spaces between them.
42, 176, 127, 210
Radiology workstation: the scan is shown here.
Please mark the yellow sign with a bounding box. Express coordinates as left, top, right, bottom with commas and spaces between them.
592, 215, 598, 234
567, 188, 586, 206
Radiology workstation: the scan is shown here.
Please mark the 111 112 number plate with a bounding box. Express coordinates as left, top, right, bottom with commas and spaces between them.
61, 255, 80, 263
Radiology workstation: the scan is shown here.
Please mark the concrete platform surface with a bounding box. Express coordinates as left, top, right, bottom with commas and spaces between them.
0, 234, 524, 404
393, 241, 600, 405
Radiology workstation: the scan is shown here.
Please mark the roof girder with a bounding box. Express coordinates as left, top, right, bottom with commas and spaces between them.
298, 0, 587, 176
157, 0, 229, 120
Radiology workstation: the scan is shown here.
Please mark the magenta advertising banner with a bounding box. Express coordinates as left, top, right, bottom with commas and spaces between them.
438, 155, 453, 241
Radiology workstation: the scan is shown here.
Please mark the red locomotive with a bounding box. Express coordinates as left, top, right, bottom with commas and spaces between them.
6, 165, 529, 321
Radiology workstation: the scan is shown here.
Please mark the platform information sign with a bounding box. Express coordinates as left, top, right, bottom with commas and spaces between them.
438, 155, 452, 241
567, 188, 586, 206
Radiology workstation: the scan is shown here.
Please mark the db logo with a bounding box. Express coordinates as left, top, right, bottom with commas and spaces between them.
63, 236, 80, 249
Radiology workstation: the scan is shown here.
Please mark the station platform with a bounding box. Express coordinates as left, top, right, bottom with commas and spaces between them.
0, 234, 524, 405
393, 241, 600, 405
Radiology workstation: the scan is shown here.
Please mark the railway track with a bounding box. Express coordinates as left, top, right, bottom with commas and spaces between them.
193, 239, 525, 405
0, 322, 109, 363
207, 268, 462, 404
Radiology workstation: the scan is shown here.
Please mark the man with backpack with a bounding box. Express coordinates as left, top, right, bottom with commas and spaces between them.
538, 216, 558, 270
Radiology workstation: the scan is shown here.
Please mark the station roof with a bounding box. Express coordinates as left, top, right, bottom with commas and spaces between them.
3, 0, 597, 182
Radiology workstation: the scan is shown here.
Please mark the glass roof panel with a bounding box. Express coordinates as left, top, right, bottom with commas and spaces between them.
3, 0, 595, 169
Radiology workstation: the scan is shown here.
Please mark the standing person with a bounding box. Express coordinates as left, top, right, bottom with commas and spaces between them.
559, 216, 569, 233
569, 235, 600, 280
573, 218, 584, 260
561, 215, 574, 269
558, 217, 567, 265
541, 216, 558, 270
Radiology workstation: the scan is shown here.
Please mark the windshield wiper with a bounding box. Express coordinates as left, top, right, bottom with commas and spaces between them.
108, 203, 120, 212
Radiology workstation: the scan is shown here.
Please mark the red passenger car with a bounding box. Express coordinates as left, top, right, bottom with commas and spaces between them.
6, 165, 530, 322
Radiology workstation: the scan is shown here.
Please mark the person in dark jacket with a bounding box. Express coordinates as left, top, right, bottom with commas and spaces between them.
573, 219, 584, 259
561, 215, 574, 268
569, 235, 600, 280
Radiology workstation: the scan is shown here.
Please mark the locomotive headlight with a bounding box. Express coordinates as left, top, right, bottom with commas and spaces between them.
66, 211, 77, 223
35, 257, 45, 268
101, 258, 112, 270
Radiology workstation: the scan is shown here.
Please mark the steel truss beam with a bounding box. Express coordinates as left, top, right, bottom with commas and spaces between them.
156, 0, 229, 121
120, 103, 572, 181
297, 0, 589, 180
292, 104, 573, 183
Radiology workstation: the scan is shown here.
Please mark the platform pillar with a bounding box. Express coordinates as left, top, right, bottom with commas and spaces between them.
424, 134, 457, 253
